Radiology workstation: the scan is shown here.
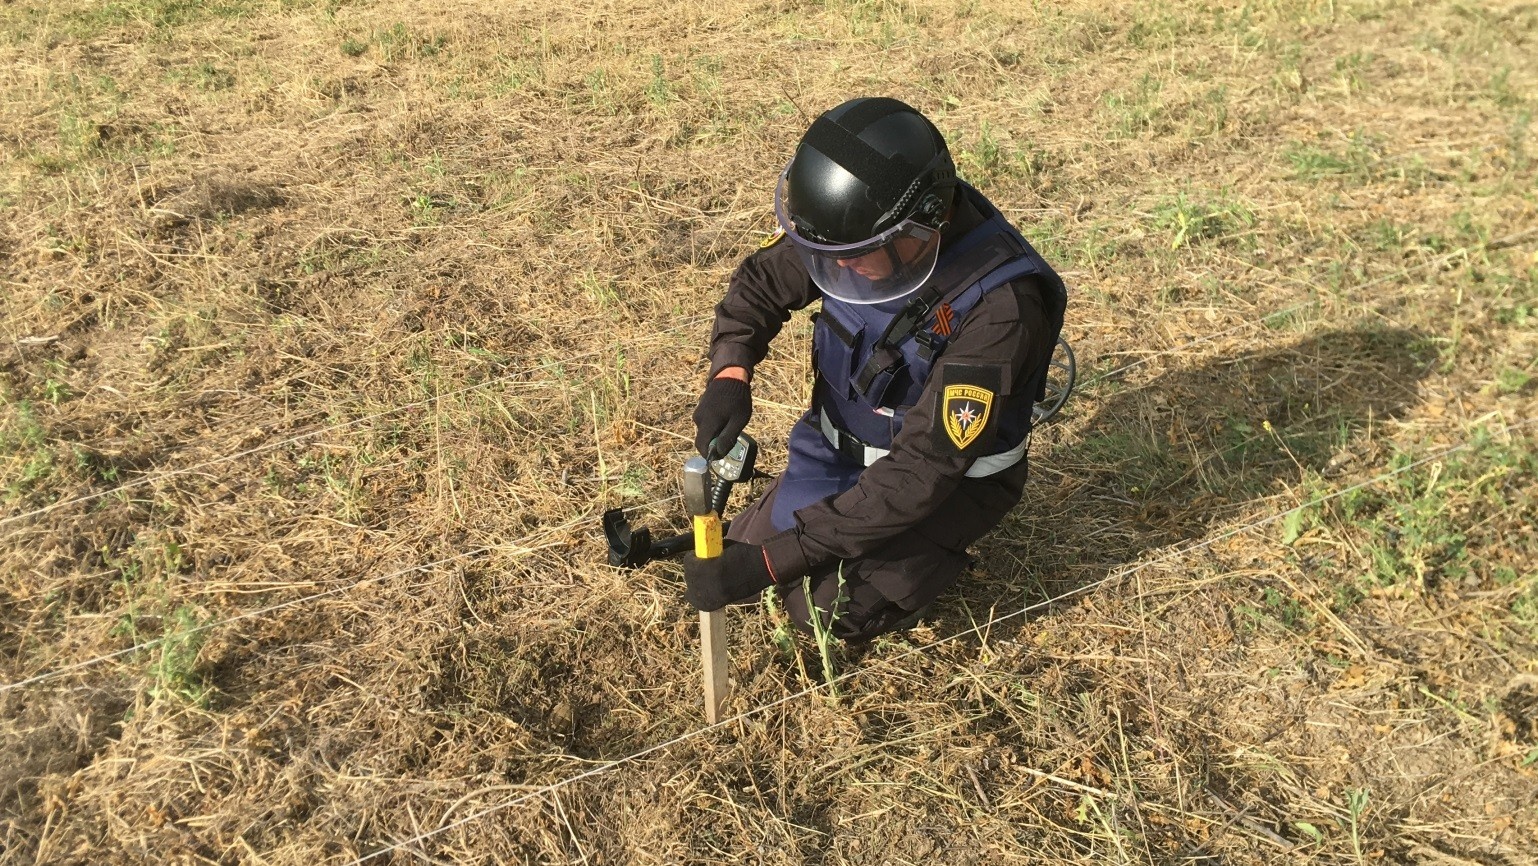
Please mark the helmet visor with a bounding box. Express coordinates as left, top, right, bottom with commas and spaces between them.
774, 164, 942, 304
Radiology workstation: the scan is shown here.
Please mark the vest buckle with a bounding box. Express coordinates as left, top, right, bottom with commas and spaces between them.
915, 330, 942, 363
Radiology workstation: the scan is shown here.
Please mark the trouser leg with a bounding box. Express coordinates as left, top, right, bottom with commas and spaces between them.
778, 563, 914, 643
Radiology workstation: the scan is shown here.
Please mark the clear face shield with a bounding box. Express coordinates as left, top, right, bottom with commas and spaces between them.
773, 163, 943, 305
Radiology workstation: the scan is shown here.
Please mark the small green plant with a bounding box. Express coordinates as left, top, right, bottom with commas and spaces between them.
1285, 144, 1354, 180
1151, 192, 1254, 250
645, 54, 672, 107
1103, 72, 1165, 137
72, 446, 119, 482
2, 400, 55, 501
1293, 820, 1325, 845
765, 590, 798, 660
1199, 85, 1229, 135
494, 55, 543, 94
958, 121, 1004, 180
1333, 51, 1374, 95
1510, 573, 1538, 637
1345, 788, 1369, 864
176, 61, 234, 91
150, 605, 212, 706
1272, 40, 1307, 98
1365, 218, 1412, 251
407, 192, 453, 225
340, 37, 367, 57
803, 565, 849, 698
1495, 366, 1532, 394
42, 377, 71, 404
1510, 110, 1531, 170
1236, 585, 1311, 633
1489, 66, 1519, 108
585, 68, 613, 112
376, 22, 444, 62
1281, 507, 1308, 545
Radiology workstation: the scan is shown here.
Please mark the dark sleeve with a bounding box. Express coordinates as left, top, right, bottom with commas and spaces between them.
762, 278, 1054, 576
707, 237, 821, 378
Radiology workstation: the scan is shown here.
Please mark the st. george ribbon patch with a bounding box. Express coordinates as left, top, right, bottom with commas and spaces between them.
934, 364, 1002, 455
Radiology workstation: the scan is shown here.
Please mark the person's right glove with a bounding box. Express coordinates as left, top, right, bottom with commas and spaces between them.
683, 541, 775, 611
692, 375, 752, 459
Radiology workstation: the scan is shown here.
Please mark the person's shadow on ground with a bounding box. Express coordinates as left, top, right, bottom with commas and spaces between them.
957, 324, 1434, 619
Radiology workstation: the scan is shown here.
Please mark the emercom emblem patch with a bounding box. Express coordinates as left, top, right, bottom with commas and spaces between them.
934, 364, 1002, 455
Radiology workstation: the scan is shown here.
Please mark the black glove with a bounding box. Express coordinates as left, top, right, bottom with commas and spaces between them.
683, 541, 774, 612
692, 376, 752, 459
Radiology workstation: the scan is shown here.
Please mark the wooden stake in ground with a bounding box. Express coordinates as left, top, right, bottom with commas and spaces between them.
694, 517, 728, 723
683, 457, 729, 723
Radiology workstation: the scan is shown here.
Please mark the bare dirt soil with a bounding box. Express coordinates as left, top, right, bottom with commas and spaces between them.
2, 0, 1536, 863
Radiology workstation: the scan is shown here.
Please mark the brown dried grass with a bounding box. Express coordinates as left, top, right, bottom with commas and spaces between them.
2, 0, 1536, 863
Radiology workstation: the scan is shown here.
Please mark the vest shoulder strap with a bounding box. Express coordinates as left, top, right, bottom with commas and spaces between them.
853, 230, 1025, 394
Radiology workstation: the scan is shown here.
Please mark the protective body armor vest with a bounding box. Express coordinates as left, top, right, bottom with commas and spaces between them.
812, 183, 1067, 461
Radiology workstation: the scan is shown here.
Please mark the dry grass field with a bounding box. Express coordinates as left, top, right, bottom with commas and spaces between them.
2, 0, 1536, 862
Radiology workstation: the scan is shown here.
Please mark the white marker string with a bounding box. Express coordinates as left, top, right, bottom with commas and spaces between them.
9, 227, 1522, 531
0, 493, 683, 692
0, 316, 711, 529
342, 417, 1533, 865
1077, 227, 1533, 388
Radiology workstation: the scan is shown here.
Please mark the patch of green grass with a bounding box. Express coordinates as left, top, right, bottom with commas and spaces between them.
1494, 366, 1532, 394
1511, 572, 1538, 637
1488, 66, 1522, 108
1292, 429, 1536, 595
1125, 10, 1191, 49
169, 61, 235, 91
1102, 72, 1165, 138
338, 22, 446, 63
493, 55, 544, 94
1236, 585, 1312, 634
1333, 51, 1375, 95
101, 537, 211, 705
836, 0, 928, 44
1363, 218, 1415, 252
1285, 132, 1432, 187
1189, 85, 1230, 136
1074, 430, 1180, 495
645, 54, 673, 108
1285, 142, 1358, 181
584, 67, 616, 113
1151, 191, 1255, 250
376, 22, 445, 62
1509, 110, 1532, 171
1, 399, 56, 502
406, 192, 455, 226
72, 446, 121, 483
149, 605, 213, 706
7, 0, 251, 42
1270, 40, 1307, 99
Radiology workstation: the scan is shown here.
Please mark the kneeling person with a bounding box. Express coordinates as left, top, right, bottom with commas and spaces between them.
684, 96, 1067, 642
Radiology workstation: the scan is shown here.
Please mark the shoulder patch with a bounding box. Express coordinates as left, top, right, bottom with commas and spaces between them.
934, 364, 1002, 455
758, 227, 786, 249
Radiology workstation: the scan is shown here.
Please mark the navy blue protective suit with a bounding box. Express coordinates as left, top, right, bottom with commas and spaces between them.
710, 183, 1066, 639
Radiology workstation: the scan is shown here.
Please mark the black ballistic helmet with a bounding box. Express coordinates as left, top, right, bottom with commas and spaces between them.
785, 97, 956, 244
777, 97, 958, 303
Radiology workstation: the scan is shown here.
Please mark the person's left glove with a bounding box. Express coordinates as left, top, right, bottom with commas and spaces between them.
683, 541, 776, 611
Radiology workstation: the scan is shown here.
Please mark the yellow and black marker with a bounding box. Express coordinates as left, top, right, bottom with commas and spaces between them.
682, 456, 728, 723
